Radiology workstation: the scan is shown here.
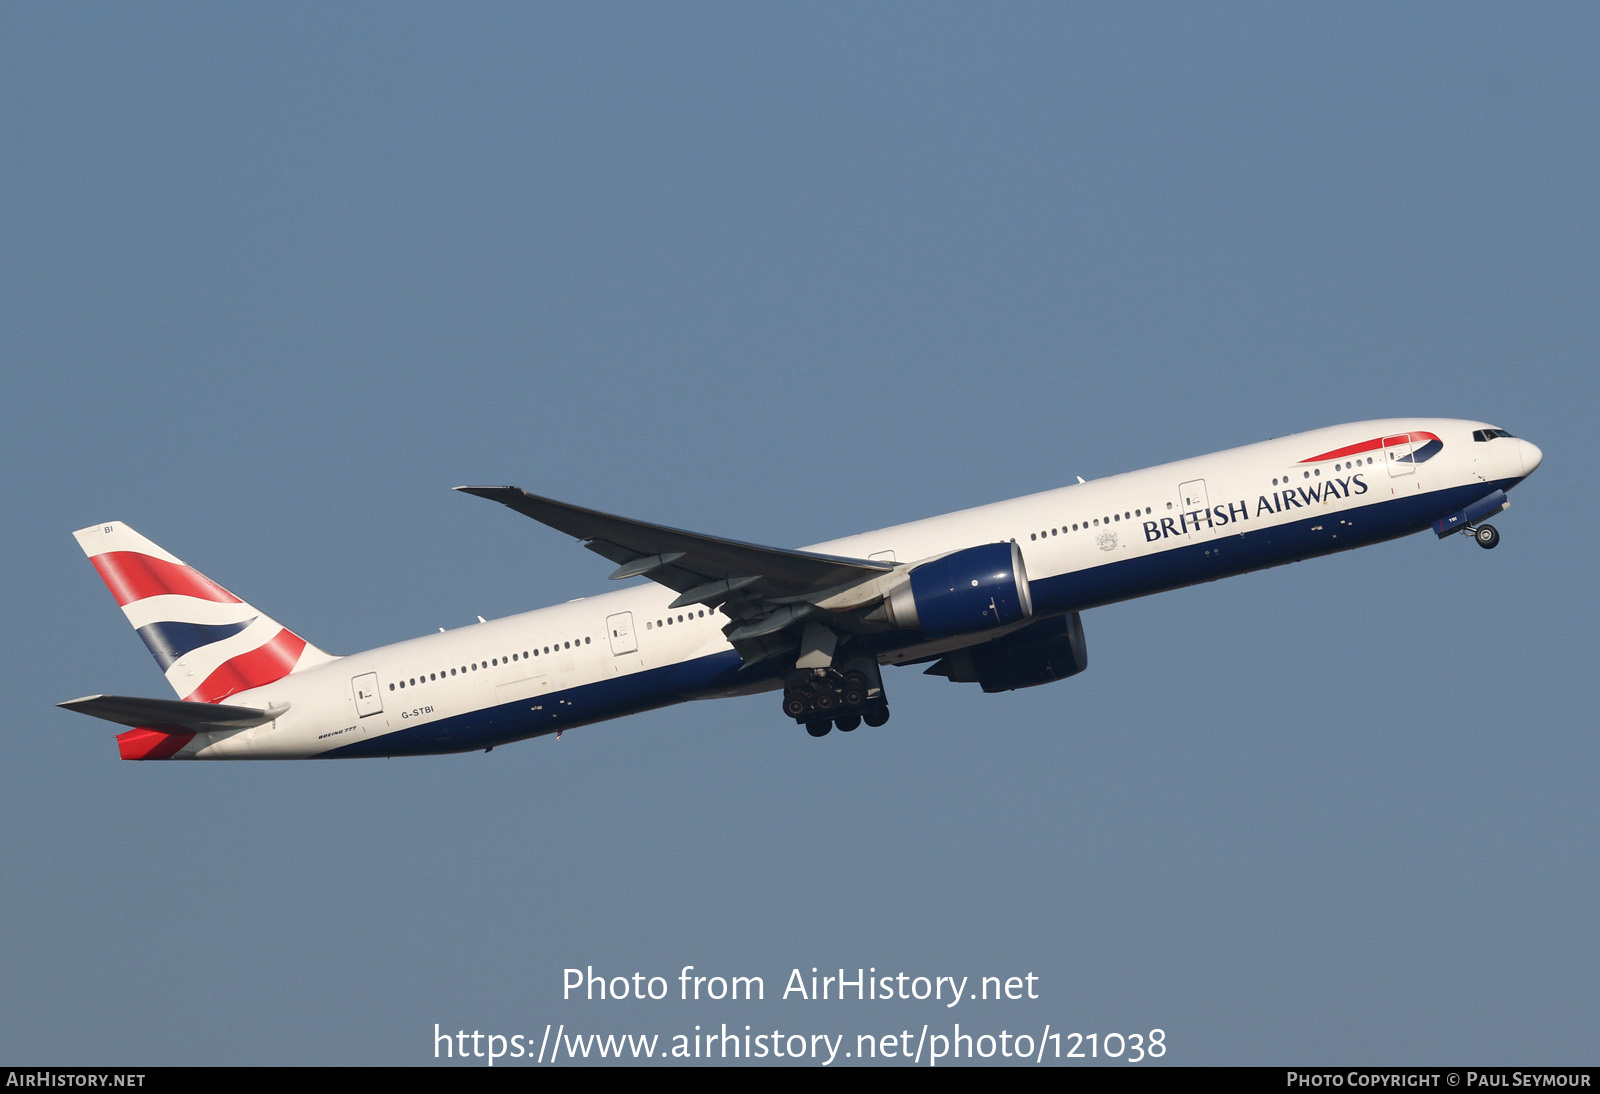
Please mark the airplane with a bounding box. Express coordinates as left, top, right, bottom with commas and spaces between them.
59, 418, 1542, 760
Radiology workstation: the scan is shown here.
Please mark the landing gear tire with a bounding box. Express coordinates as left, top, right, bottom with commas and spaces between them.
1475, 523, 1500, 549
781, 660, 886, 728
806, 719, 832, 738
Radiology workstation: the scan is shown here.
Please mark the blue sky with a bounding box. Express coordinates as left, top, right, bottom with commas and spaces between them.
2, 4, 1595, 1065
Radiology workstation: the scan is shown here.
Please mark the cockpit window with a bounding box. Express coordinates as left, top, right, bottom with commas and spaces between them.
1473, 428, 1515, 442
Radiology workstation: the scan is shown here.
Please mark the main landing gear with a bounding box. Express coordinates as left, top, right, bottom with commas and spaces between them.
784, 663, 890, 738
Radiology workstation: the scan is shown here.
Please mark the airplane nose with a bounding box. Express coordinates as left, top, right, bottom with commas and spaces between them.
1518, 439, 1543, 477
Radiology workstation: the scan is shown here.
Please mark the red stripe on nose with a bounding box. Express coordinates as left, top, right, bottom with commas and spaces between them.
1301, 431, 1442, 464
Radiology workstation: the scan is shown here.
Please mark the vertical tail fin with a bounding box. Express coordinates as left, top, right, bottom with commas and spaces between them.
74, 522, 336, 703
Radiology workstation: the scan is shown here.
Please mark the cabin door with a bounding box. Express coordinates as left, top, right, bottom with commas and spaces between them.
1384, 433, 1417, 477
351, 672, 383, 717
1178, 478, 1213, 540
606, 612, 638, 656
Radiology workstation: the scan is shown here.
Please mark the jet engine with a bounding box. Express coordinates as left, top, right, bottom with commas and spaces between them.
875, 541, 1033, 636
924, 612, 1088, 693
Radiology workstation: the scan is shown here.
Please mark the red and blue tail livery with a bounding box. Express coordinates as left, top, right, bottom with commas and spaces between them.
68, 523, 333, 758
60, 418, 1542, 760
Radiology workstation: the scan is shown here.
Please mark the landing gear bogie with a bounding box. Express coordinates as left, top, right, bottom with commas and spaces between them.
782, 657, 889, 736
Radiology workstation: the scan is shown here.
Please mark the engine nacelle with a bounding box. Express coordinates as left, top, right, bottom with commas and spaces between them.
925, 612, 1088, 693
882, 541, 1033, 636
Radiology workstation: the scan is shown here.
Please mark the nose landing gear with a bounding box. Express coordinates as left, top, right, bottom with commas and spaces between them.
1473, 523, 1500, 549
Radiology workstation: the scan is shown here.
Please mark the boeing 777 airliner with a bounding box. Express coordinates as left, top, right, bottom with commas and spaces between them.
61, 418, 1541, 759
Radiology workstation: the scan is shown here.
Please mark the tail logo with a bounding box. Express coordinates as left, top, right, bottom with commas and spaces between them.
75, 524, 331, 704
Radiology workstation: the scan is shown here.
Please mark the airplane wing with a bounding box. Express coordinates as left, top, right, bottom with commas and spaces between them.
455, 486, 896, 659
59, 694, 288, 731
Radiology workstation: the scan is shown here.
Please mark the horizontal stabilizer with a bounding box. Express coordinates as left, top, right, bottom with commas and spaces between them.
58, 694, 288, 731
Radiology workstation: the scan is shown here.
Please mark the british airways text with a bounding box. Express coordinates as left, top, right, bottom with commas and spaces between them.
1143, 475, 1369, 542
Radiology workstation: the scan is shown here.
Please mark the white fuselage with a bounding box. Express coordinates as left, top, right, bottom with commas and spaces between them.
181, 418, 1540, 758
